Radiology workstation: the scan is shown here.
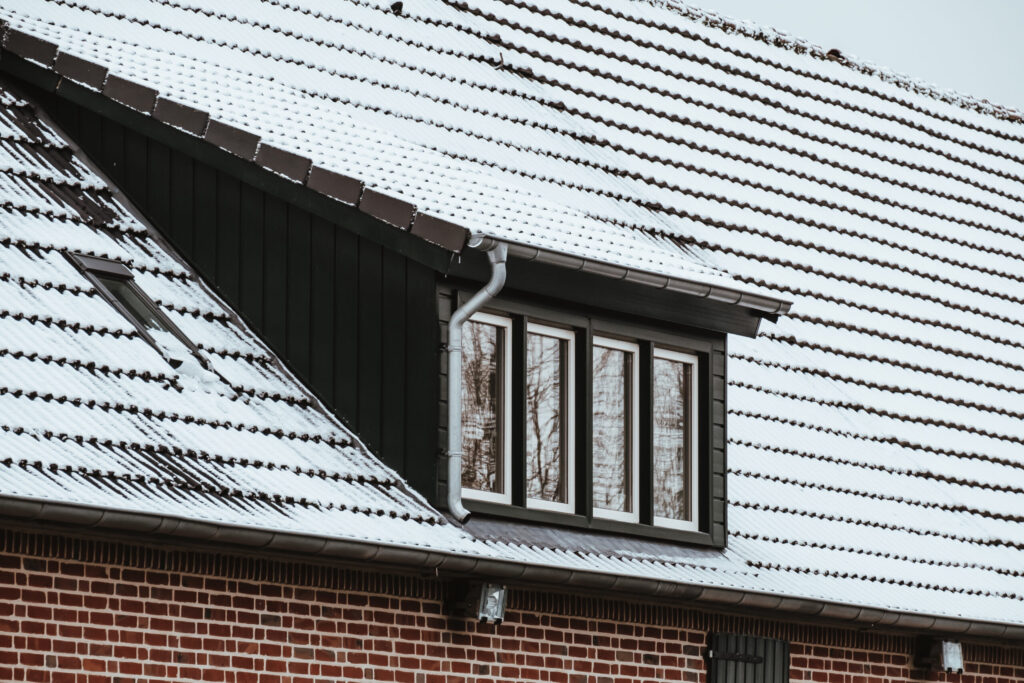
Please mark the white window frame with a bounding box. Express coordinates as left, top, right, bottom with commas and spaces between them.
524, 322, 575, 514
651, 346, 700, 532
461, 311, 513, 506
591, 336, 640, 524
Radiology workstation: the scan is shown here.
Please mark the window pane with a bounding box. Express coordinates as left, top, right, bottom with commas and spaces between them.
97, 274, 173, 334
96, 274, 191, 358
461, 320, 504, 494
653, 355, 693, 522
592, 345, 631, 513
526, 332, 568, 504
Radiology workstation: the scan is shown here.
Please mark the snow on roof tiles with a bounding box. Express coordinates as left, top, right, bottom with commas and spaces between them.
2, 0, 1024, 628
0, 80, 479, 552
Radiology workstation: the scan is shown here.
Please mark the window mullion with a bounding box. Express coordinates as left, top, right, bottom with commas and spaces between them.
576, 324, 593, 518
511, 314, 528, 508
638, 340, 654, 526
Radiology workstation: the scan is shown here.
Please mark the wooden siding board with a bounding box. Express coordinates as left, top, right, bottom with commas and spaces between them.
168, 147, 194, 254
262, 195, 288, 354
715, 339, 728, 547
309, 216, 335, 404
122, 126, 146, 207
145, 136, 170, 231
238, 183, 264, 329
333, 227, 359, 426
100, 114, 123, 185
286, 205, 312, 380
358, 238, 383, 452
216, 171, 241, 303
379, 249, 407, 472
404, 263, 439, 498
192, 162, 217, 279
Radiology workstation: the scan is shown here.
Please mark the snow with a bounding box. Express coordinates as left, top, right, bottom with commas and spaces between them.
2, 0, 1024, 627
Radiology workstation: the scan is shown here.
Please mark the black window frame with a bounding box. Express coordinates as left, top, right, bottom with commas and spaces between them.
451, 289, 720, 546
66, 252, 204, 366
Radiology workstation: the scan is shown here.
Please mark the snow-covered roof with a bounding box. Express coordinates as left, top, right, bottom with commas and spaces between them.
2, 0, 1024, 633
0, 79, 477, 552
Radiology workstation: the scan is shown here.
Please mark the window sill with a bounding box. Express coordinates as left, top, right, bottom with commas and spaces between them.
464, 499, 718, 547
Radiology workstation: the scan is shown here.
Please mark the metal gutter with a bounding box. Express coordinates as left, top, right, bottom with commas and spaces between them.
500, 241, 792, 316
447, 236, 508, 522
3, 494, 1023, 642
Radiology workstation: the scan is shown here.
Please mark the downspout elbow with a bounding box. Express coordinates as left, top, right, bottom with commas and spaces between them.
447, 240, 507, 523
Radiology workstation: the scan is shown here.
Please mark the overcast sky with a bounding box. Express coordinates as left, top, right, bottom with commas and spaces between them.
692, 0, 1024, 112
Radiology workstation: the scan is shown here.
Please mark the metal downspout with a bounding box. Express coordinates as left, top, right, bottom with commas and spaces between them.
447, 237, 508, 522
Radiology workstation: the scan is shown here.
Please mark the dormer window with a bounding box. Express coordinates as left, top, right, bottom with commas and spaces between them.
525, 322, 575, 513
456, 298, 714, 542
461, 312, 512, 504
592, 337, 639, 523
652, 347, 700, 531
67, 253, 202, 371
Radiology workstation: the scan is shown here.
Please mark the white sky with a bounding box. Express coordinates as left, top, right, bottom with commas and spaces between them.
690, 0, 1024, 112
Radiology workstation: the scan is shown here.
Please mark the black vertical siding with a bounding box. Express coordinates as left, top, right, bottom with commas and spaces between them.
47, 98, 441, 496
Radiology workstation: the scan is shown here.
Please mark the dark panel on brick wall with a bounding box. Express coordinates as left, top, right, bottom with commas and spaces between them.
42, 93, 442, 498
709, 633, 789, 683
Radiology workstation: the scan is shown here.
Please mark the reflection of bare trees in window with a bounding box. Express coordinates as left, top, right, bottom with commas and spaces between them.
461, 321, 502, 493
653, 357, 692, 521
593, 346, 630, 513
526, 333, 567, 503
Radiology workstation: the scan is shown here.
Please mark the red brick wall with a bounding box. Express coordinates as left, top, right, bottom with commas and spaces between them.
1, 529, 1022, 683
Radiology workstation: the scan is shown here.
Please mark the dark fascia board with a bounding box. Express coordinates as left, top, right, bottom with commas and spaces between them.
3, 495, 1024, 643
0, 42, 792, 320
0, 51, 455, 274
448, 248, 766, 338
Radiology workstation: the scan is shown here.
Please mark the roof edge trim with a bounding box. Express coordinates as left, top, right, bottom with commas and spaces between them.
492, 239, 792, 315
2, 495, 1019, 641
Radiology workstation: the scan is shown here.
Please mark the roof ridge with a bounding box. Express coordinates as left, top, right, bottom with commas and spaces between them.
641, 0, 1024, 124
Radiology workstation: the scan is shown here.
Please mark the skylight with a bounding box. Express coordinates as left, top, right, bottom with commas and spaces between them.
67, 253, 200, 370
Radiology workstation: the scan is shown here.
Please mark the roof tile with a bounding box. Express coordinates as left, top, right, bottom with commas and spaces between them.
411, 213, 468, 252
2, 28, 56, 66
359, 188, 415, 229
306, 166, 362, 205
255, 143, 312, 183
204, 119, 259, 161
102, 75, 157, 114
53, 52, 107, 90
153, 97, 209, 137
3, 0, 1024, 629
